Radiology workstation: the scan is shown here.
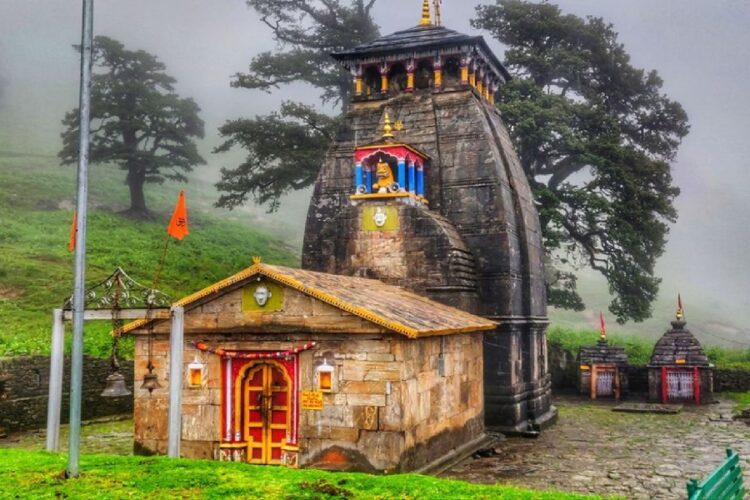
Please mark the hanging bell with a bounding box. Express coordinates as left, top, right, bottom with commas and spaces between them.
140, 363, 161, 394
101, 369, 132, 398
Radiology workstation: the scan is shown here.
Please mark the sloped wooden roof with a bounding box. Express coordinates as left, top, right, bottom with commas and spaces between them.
332, 24, 511, 82
120, 261, 496, 338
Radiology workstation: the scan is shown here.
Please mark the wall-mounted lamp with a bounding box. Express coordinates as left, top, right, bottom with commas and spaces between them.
316, 358, 334, 392
187, 357, 204, 388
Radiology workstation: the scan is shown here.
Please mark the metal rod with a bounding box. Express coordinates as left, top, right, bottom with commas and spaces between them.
67, 0, 94, 478
46, 309, 65, 451
167, 306, 185, 458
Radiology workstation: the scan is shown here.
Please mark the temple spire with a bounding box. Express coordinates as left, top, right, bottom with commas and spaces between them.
419, 0, 431, 26
382, 112, 394, 140
433, 0, 442, 26
676, 293, 684, 321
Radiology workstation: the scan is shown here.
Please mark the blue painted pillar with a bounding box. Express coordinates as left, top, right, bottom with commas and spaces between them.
365, 168, 373, 193
417, 164, 424, 197
355, 162, 363, 190
408, 161, 416, 194
397, 160, 406, 191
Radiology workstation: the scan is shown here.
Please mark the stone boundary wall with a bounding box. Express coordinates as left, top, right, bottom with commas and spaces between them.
548, 342, 750, 395
0, 355, 133, 433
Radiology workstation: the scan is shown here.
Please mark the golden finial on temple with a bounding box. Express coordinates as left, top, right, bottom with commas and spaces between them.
419, 0, 431, 26
382, 112, 394, 139
252, 255, 262, 265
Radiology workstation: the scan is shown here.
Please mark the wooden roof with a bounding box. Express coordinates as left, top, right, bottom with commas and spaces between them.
120, 261, 496, 338
332, 24, 511, 82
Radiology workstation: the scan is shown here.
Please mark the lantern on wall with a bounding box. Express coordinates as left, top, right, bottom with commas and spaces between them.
187, 357, 204, 388
316, 359, 334, 392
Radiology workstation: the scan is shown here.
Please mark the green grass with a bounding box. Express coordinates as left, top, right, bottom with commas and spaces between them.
725, 392, 750, 411
0, 151, 298, 358
548, 326, 750, 370
0, 449, 599, 499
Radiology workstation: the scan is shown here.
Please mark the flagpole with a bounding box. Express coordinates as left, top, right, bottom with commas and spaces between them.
67, 0, 94, 479
152, 234, 171, 291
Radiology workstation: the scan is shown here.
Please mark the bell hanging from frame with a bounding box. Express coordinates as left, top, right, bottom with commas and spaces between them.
101, 369, 132, 398
140, 364, 161, 394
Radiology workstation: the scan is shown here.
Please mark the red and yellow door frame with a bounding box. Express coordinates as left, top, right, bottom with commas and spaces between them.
219, 353, 300, 466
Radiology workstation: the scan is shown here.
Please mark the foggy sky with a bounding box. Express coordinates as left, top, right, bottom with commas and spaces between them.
0, 0, 748, 336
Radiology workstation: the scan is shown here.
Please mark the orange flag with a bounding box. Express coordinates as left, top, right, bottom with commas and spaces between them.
599, 311, 606, 339
68, 210, 77, 252
167, 191, 189, 240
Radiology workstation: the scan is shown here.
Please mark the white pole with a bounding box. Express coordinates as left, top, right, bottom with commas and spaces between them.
167, 306, 184, 458
68, 0, 94, 478
45, 309, 65, 451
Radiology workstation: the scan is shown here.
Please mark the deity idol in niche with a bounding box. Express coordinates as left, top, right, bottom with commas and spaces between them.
372, 160, 397, 193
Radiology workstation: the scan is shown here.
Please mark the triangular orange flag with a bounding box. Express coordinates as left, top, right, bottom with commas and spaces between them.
68, 210, 77, 252
599, 311, 606, 339
167, 191, 189, 240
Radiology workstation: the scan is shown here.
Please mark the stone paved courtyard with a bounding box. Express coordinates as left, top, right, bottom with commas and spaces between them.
445, 396, 750, 499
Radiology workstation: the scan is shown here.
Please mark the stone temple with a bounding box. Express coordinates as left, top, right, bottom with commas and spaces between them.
122, 2, 556, 471
302, 3, 555, 432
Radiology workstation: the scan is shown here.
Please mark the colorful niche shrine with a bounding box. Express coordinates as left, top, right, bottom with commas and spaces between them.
351, 114, 429, 205
123, 260, 495, 472
647, 301, 714, 405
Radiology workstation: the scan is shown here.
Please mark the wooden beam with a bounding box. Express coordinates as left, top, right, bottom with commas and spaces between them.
62, 309, 170, 321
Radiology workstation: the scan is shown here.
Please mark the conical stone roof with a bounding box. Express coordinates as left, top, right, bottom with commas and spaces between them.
648, 319, 711, 367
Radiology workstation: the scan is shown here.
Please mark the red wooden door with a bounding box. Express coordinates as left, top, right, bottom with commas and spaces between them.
242, 362, 291, 464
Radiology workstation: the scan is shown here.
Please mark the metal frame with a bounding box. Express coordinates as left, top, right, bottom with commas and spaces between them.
46, 268, 180, 460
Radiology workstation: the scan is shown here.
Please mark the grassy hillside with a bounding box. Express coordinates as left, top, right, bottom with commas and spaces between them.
0, 149, 298, 358
0, 449, 601, 500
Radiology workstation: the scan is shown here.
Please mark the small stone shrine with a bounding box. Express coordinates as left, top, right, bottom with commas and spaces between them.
123, 260, 495, 472
577, 318, 628, 400
647, 300, 714, 404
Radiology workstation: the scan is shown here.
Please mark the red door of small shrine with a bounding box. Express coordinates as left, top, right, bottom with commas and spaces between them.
242, 362, 291, 465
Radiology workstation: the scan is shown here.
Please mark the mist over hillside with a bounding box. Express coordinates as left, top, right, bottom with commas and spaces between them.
0, 0, 748, 347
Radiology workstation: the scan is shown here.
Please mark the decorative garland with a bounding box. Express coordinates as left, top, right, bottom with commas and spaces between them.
192, 340, 317, 359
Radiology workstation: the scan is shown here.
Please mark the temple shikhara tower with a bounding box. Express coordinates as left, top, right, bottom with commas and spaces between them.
303, 2, 555, 432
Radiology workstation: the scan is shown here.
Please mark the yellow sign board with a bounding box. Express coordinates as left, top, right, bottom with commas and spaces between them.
300, 390, 324, 410
362, 206, 399, 231
579, 364, 590, 371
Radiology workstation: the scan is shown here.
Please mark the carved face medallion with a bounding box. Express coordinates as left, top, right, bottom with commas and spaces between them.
373, 207, 388, 227
253, 285, 272, 307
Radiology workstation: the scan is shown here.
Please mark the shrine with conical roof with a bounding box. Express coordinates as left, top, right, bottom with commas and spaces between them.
647, 298, 715, 404
303, 0, 555, 432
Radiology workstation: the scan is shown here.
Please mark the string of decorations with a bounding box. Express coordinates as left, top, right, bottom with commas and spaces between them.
191, 341, 317, 359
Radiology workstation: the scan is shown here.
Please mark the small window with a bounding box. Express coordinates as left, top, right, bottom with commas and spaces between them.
363, 66, 381, 96
415, 60, 434, 89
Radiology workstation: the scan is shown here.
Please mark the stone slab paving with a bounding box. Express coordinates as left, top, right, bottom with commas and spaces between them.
444, 396, 750, 499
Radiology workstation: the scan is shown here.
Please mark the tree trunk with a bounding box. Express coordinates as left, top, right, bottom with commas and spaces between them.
123, 161, 152, 219
128, 170, 147, 213
121, 124, 152, 219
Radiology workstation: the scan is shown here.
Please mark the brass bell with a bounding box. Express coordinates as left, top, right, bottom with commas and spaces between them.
140, 363, 161, 394
101, 370, 132, 398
